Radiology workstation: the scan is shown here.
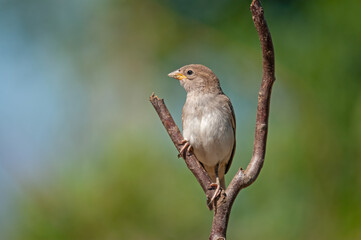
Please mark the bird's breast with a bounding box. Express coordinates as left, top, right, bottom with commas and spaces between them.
182, 94, 234, 167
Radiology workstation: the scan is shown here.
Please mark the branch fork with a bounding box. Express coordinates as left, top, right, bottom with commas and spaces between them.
150, 0, 275, 239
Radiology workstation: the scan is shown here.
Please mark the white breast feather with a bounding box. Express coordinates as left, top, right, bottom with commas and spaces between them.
183, 94, 234, 167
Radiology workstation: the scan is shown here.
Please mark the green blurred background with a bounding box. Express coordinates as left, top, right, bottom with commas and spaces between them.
1, 0, 360, 239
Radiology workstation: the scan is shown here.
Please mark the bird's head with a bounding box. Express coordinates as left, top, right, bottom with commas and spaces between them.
168, 64, 222, 94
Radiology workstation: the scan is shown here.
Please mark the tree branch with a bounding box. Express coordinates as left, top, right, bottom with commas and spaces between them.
150, 0, 275, 239
149, 94, 216, 208
227, 0, 275, 196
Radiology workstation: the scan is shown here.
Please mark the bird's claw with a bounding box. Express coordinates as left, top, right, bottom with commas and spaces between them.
208, 182, 222, 207
178, 139, 192, 158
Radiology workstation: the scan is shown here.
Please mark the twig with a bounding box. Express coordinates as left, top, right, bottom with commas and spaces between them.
149, 94, 216, 208
150, 0, 275, 239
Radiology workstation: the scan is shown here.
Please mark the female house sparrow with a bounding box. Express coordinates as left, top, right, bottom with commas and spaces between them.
168, 64, 236, 204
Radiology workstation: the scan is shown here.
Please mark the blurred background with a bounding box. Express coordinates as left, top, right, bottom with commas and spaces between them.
1, 0, 360, 239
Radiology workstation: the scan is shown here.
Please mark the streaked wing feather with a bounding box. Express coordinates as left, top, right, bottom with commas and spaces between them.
224, 96, 236, 174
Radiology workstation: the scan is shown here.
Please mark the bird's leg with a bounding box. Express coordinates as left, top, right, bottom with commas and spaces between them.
208, 164, 222, 207
178, 139, 192, 158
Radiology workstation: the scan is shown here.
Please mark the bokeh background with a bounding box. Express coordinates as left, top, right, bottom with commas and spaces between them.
1, 0, 361, 239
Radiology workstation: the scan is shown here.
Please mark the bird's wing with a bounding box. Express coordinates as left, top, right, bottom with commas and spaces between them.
223, 95, 236, 174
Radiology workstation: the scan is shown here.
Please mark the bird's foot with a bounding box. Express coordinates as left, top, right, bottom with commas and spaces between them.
208, 182, 222, 207
178, 139, 192, 158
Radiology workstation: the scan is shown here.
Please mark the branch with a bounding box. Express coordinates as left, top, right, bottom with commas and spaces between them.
227, 0, 275, 197
150, 0, 275, 238
149, 94, 216, 208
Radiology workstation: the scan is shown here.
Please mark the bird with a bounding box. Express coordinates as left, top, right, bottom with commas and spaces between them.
168, 64, 236, 205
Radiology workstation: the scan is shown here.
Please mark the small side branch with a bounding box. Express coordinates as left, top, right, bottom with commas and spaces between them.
150, 94, 216, 208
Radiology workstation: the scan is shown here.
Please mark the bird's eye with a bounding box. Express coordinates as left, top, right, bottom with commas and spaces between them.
187, 70, 193, 75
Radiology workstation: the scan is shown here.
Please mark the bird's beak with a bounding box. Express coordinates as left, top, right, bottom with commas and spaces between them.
168, 70, 187, 80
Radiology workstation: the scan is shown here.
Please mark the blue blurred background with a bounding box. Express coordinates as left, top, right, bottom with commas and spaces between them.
1, 0, 360, 239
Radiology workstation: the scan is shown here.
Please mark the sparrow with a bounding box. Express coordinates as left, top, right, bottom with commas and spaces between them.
168, 64, 236, 205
